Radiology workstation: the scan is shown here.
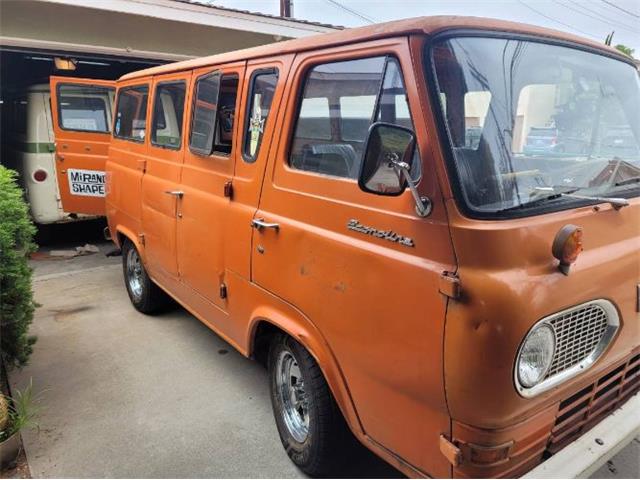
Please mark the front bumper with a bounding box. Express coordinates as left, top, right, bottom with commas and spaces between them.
524, 391, 640, 478
450, 350, 640, 478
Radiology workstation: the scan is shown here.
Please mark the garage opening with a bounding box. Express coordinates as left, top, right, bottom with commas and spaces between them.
1, 48, 163, 145
0, 48, 166, 230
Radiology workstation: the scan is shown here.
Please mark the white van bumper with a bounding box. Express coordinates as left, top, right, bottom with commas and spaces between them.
524, 391, 640, 478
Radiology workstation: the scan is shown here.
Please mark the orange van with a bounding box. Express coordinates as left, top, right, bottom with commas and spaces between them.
100, 17, 639, 478
4, 78, 114, 225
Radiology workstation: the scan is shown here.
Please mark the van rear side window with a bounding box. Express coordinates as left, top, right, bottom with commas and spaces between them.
243, 69, 278, 162
190, 72, 221, 156
58, 84, 113, 133
151, 82, 186, 149
189, 73, 239, 157
214, 74, 239, 155
114, 85, 149, 142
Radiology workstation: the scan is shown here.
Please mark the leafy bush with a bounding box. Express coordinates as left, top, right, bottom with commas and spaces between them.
0, 166, 37, 368
0, 394, 8, 432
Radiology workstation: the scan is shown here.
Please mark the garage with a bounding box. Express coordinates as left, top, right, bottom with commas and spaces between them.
0, 0, 337, 224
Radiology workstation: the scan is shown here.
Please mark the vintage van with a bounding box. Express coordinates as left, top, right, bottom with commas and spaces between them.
3, 79, 114, 224
97, 16, 638, 478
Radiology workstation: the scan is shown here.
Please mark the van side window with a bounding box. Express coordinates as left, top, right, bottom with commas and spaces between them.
297, 97, 331, 140
214, 74, 239, 155
58, 84, 113, 133
189, 73, 238, 157
190, 72, 221, 155
289, 56, 418, 180
151, 82, 186, 149
114, 85, 149, 142
340, 95, 376, 141
243, 70, 278, 162
290, 57, 385, 179
375, 58, 421, 180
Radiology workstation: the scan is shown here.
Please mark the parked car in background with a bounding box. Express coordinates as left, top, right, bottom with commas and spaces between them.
52, 16, 640, 479
523, 126, 591, 156
523, 126, 561, 154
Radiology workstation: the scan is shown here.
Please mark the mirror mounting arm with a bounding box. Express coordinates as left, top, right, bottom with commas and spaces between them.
392, 160, 432, 218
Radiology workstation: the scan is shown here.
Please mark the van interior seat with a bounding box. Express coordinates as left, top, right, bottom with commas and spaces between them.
453, 146, 503, 207
297, 143, 358, 178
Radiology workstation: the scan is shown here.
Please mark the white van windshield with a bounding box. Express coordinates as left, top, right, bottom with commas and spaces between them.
431, 37, 640, 217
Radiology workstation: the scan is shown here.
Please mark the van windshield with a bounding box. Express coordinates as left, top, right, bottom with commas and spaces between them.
430, 36, 640, 217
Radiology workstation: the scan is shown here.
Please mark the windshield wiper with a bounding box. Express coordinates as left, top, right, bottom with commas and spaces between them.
536, 187, 629, 209
497, 188, 576, 212
614, 176, 640, 187
498, 187, 629, 213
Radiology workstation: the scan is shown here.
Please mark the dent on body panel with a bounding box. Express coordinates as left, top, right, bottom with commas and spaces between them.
445, 200, 640, 427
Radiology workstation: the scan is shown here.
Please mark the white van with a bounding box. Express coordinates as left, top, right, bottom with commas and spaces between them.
3, 79, 115, 224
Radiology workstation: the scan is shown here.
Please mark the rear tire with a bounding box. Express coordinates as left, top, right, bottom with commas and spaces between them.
268, 334, 351, 477
121, 239, 170, 314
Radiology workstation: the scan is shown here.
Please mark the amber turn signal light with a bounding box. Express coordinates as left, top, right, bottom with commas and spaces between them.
468, 441, 513, 466
552, 224, 583, 275
451, 439, 514, 467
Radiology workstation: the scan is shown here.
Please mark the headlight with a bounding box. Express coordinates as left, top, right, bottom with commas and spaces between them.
517, 324, 556, 388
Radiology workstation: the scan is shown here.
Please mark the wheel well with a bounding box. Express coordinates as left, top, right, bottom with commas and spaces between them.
252, 321, 285, 368
116, 231, 127, 248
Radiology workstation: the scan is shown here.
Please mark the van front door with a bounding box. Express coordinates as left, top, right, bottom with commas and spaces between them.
250, 43, 455, 477
49, 76, 115, 216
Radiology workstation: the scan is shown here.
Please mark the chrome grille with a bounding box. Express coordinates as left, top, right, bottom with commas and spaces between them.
546, 351, 640, 454
546, 304, 609, 378
516, 299, 619, 398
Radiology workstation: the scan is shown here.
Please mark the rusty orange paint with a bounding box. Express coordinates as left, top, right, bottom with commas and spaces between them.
100, 16, 640, 478
49, 76, 115, 216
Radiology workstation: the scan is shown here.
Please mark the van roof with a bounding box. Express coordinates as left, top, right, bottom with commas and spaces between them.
120, 15, 628, 81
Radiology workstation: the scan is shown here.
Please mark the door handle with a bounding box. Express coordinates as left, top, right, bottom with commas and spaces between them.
164, 190, 184, 198
251, 218, 279, 231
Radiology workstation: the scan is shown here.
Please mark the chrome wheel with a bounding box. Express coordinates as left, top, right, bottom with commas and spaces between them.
276, 350, 309, 443
126, 247, 143, 301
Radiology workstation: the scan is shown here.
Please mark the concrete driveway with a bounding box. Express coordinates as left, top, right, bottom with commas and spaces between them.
10, 241, 399, 478
9, 238, 639, 478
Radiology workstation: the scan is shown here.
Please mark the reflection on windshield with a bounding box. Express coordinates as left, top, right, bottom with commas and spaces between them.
431, 37, 640, 215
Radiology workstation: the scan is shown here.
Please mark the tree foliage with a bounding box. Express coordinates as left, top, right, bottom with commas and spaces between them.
605, 32, 635, 58
0, 166, 37, 368
614, 44, 635, 58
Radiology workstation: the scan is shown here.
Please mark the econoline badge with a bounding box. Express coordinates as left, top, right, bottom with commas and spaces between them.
347, 219, 415, 247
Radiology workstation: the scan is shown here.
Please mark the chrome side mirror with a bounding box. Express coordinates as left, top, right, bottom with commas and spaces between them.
358, 122, 431, 217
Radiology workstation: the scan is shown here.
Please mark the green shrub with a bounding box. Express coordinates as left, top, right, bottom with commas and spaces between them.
0, 380, 41, 442
0, 165, 37, 368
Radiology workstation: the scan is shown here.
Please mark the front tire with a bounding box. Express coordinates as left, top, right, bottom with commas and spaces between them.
268, 334, 350, 477
121, 239, 170, 314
